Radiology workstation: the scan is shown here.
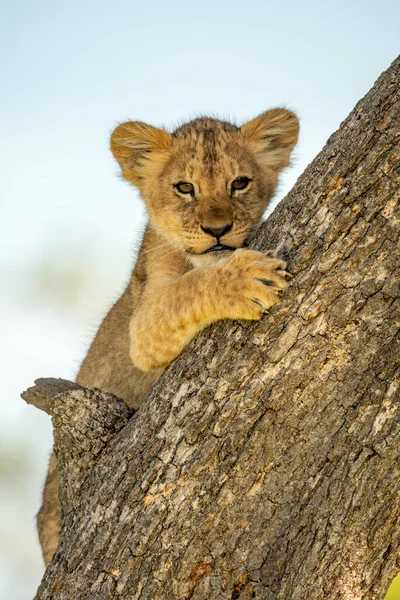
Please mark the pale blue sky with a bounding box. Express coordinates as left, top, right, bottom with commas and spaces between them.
0, 3, 399, 598
1, 0, 399, 271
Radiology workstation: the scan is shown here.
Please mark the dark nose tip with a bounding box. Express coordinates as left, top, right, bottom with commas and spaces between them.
200, 223, 232, 239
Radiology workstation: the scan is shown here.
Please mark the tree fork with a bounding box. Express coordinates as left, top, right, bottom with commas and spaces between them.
24, 56, 400, 599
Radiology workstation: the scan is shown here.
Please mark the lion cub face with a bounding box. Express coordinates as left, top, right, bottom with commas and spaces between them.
111, 110, 299, 264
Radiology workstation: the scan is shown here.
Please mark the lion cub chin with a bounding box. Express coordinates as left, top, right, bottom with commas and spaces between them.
37, 109, 298, 566
188, 248, 236, 268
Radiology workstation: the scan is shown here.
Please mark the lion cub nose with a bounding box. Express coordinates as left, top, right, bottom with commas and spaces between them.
200, 223, 232, 239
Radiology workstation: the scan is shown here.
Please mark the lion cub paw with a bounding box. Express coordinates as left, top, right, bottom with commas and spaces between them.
219, 249, 290, 320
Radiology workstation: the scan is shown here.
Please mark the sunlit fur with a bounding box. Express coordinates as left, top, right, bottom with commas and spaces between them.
37, 110, 299, 566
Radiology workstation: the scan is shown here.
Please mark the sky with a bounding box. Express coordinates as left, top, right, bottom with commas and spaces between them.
0, 1, 399, 599
1, 0, 399, 271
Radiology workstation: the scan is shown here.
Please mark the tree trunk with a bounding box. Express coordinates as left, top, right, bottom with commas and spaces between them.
24, 56, 400, 600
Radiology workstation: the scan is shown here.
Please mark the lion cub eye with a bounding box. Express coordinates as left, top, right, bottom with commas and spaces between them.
231, 177, 251, 192
174, 182, 194, 195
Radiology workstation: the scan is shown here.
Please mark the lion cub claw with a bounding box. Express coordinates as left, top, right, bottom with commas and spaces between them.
218, 249, 289, 320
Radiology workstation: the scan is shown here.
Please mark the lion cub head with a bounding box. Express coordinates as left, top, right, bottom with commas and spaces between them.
111, 110, 299, 264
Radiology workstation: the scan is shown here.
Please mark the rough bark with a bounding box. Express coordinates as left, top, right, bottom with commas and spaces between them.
25, 56, 399, 600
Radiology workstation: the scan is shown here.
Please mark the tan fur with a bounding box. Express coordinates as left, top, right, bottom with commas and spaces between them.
38, 109, 299, 564
37, 453, 61, 565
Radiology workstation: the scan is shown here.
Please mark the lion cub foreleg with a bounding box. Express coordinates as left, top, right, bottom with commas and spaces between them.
131, 249, 288, 371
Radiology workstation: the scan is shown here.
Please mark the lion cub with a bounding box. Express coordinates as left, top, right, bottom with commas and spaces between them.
38, 109, 299, 564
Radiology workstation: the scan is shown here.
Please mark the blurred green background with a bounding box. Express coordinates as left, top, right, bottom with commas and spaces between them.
388, 580, 400, 600
1, 0, 399, 598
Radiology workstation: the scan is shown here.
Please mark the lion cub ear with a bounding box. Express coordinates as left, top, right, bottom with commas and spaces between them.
240, 108, 299, 171
110, 121, 172, 185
